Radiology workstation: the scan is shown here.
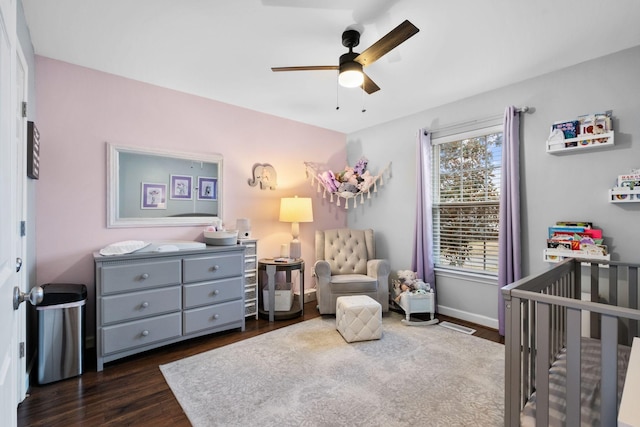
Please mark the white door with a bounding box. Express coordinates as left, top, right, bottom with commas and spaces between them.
15, 38, 28, 403
0, 0, 21, 425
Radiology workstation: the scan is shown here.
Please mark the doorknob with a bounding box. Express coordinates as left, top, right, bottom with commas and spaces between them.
13, 286, 44, 310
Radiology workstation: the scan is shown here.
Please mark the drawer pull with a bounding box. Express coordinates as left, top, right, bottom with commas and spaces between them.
210, 265, 220, 272
141, 301, 149, 309
212, 314, 220, 320
141, 273, 150, 280
212, 290, 220, 296
141, 330, 150, 337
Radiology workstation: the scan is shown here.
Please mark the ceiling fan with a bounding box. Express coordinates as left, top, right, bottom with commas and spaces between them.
271, 20, 419, 94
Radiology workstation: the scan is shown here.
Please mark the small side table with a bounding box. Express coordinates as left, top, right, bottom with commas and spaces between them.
258, 258, 304, 322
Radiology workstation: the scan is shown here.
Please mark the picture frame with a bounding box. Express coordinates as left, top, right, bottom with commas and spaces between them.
197, 176, 217, 201
170, 174, 193, 200
141, 182, 167, 209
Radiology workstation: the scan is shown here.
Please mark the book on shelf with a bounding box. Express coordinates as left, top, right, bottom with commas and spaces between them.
548, 227, 602, 240
545, 220, 607, 257
555, 221, 593, 228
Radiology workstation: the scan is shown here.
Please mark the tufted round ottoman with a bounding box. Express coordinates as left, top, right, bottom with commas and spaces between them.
336, 295, 382, 343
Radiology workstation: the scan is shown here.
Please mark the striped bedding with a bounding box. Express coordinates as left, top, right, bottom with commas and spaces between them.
521, 338, 631, 427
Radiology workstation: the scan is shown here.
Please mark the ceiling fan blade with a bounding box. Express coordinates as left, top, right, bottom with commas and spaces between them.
354, 20, 419, 67
271, 66, 338, 72
362, 73, 380, 94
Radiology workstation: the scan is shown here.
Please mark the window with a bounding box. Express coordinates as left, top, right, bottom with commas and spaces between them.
432, 125, 503, 275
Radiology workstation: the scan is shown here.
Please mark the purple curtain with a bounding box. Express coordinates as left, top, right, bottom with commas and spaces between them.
498, 106, 522, 336
412, 129, 435, 291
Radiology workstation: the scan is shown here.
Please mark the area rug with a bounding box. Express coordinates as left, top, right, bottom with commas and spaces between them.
160, 312, 504, 426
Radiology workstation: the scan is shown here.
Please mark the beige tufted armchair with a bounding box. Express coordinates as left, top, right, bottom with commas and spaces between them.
314, 228, 391, 314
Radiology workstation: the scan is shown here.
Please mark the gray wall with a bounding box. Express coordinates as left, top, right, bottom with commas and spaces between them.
346, 46, 640, 328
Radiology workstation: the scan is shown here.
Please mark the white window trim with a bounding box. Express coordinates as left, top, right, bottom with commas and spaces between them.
432, 124, 503, 146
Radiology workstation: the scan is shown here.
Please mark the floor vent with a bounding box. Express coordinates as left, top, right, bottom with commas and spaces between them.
439, 321, 476, 335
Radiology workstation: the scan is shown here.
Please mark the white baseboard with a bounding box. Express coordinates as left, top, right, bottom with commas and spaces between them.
437, 305, 499, 330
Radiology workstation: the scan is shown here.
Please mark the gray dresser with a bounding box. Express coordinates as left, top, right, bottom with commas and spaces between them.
94, 245, 246, 371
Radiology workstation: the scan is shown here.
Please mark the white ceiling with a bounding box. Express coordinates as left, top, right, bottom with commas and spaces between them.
21, 0, 640, 134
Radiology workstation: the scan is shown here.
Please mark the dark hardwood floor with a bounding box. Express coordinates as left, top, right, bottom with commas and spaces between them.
17, 302, 502, 426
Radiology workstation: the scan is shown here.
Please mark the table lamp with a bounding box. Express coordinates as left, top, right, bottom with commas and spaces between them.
279, 196, 313, 259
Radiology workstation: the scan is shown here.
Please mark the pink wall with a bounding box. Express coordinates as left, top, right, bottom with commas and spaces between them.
34, 56, 347, 334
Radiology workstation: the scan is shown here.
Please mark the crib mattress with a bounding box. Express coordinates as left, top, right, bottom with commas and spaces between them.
521, 337, 631, 427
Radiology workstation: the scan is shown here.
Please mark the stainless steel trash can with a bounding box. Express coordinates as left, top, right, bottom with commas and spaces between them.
37, 283, 87, 385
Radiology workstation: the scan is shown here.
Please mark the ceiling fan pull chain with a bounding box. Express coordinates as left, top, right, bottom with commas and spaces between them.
361, 85, 366, 113
336, 75, 340, 110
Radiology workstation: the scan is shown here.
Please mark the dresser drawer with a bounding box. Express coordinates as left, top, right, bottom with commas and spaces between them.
101, 312, 182, 355
183, 277, 243, 309
182, 253, 243, 283
101, 286, 181, 325
101, 259, 181, 294
183, 300, 243, 335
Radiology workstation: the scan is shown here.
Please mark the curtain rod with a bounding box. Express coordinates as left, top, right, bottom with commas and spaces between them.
424, 106, 531, 135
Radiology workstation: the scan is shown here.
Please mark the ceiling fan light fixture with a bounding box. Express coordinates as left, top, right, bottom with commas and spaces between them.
271, 20, 418, 95
338, 61, 364, 88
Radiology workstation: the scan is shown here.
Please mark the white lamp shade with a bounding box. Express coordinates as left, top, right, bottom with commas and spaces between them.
279, 197, 313, 223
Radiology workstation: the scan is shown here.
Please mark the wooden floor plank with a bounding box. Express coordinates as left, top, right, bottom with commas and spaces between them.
17, 302, 501, 426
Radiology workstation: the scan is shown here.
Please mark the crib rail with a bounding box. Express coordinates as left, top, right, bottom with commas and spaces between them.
502, 258, 640, 426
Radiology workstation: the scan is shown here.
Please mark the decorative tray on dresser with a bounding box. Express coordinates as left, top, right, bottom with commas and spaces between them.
94, 244, 246, 371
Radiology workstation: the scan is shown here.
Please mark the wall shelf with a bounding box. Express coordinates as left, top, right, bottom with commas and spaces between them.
543, 248, 610, 265
546, 131, 614, 154
609, 187, 640, 203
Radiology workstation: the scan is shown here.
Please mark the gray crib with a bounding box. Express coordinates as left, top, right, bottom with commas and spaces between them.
502, 258, 640, 426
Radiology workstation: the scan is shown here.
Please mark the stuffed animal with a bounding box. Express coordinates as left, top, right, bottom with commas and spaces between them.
336, 166, 356, 184
394, 270, 431, 302
337, 182, 358, 195
357, 170, 375, 193
397, 269, 418, 290
317, 170, 339, 193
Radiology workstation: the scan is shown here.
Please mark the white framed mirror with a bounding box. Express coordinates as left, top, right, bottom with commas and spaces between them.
107, 143, 223, 228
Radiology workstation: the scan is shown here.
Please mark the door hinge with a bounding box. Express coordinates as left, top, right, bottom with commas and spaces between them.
22, 102, 27, 118
19, 342, 24, 358
20, 221, 26, 237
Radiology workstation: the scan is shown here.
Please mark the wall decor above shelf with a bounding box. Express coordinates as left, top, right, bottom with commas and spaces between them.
304, 159, 391, 209
546, 131, 614, 153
